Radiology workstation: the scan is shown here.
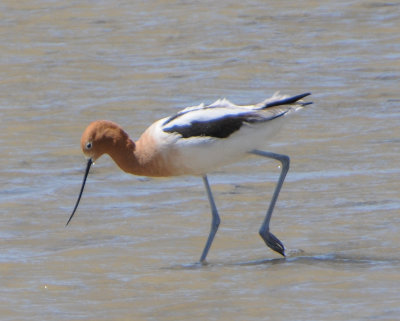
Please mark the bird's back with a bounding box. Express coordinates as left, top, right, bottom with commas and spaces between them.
140, 93, 312, 176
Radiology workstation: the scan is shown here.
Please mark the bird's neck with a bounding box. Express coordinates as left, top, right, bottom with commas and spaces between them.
107, 132, 173, 177
106, 136, 141, 175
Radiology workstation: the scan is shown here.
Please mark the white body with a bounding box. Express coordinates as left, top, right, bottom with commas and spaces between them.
141, 93, 306, 176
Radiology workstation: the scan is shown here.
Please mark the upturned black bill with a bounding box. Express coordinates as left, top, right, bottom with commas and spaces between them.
66, 158, 93, 226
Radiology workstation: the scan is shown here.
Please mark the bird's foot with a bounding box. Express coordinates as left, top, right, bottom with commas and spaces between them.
261, 231, 285, 257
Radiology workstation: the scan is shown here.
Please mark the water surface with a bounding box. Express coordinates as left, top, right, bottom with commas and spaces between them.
1, 1, 400, 320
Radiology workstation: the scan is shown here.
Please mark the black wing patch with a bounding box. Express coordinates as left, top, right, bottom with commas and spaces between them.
162, 93, 312, 139
163, 114, 268, 139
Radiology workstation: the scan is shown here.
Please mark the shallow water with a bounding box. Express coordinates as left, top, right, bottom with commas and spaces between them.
1, 0, 400, 320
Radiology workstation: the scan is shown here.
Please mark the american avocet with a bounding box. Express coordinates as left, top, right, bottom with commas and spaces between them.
67, 92, 312, 262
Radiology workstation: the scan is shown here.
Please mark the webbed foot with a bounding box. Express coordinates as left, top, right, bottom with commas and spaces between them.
260, 231, 285, 257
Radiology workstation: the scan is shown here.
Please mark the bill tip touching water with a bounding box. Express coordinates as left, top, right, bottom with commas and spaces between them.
67, 92, 313, 262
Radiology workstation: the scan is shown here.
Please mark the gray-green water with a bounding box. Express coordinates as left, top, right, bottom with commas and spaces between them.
1, 1, 400, 320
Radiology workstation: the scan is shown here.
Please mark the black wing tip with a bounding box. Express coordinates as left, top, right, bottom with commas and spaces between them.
264, 92, 312, 108
298, 92, 312, 99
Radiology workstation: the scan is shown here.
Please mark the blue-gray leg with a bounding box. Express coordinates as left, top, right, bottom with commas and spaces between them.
250, 150, 289, 257
200, 175, 221, 263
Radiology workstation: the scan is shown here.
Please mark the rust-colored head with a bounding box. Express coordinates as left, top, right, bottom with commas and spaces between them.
80, 120, 126, 162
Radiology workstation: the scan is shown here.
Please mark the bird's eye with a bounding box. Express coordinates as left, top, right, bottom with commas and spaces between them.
86, 142, 92, 150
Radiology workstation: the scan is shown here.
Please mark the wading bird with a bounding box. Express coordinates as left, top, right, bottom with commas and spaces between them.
67, 92, 312, 262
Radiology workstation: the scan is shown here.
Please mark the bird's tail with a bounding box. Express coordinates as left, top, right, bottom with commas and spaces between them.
260, 92, 312, 109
